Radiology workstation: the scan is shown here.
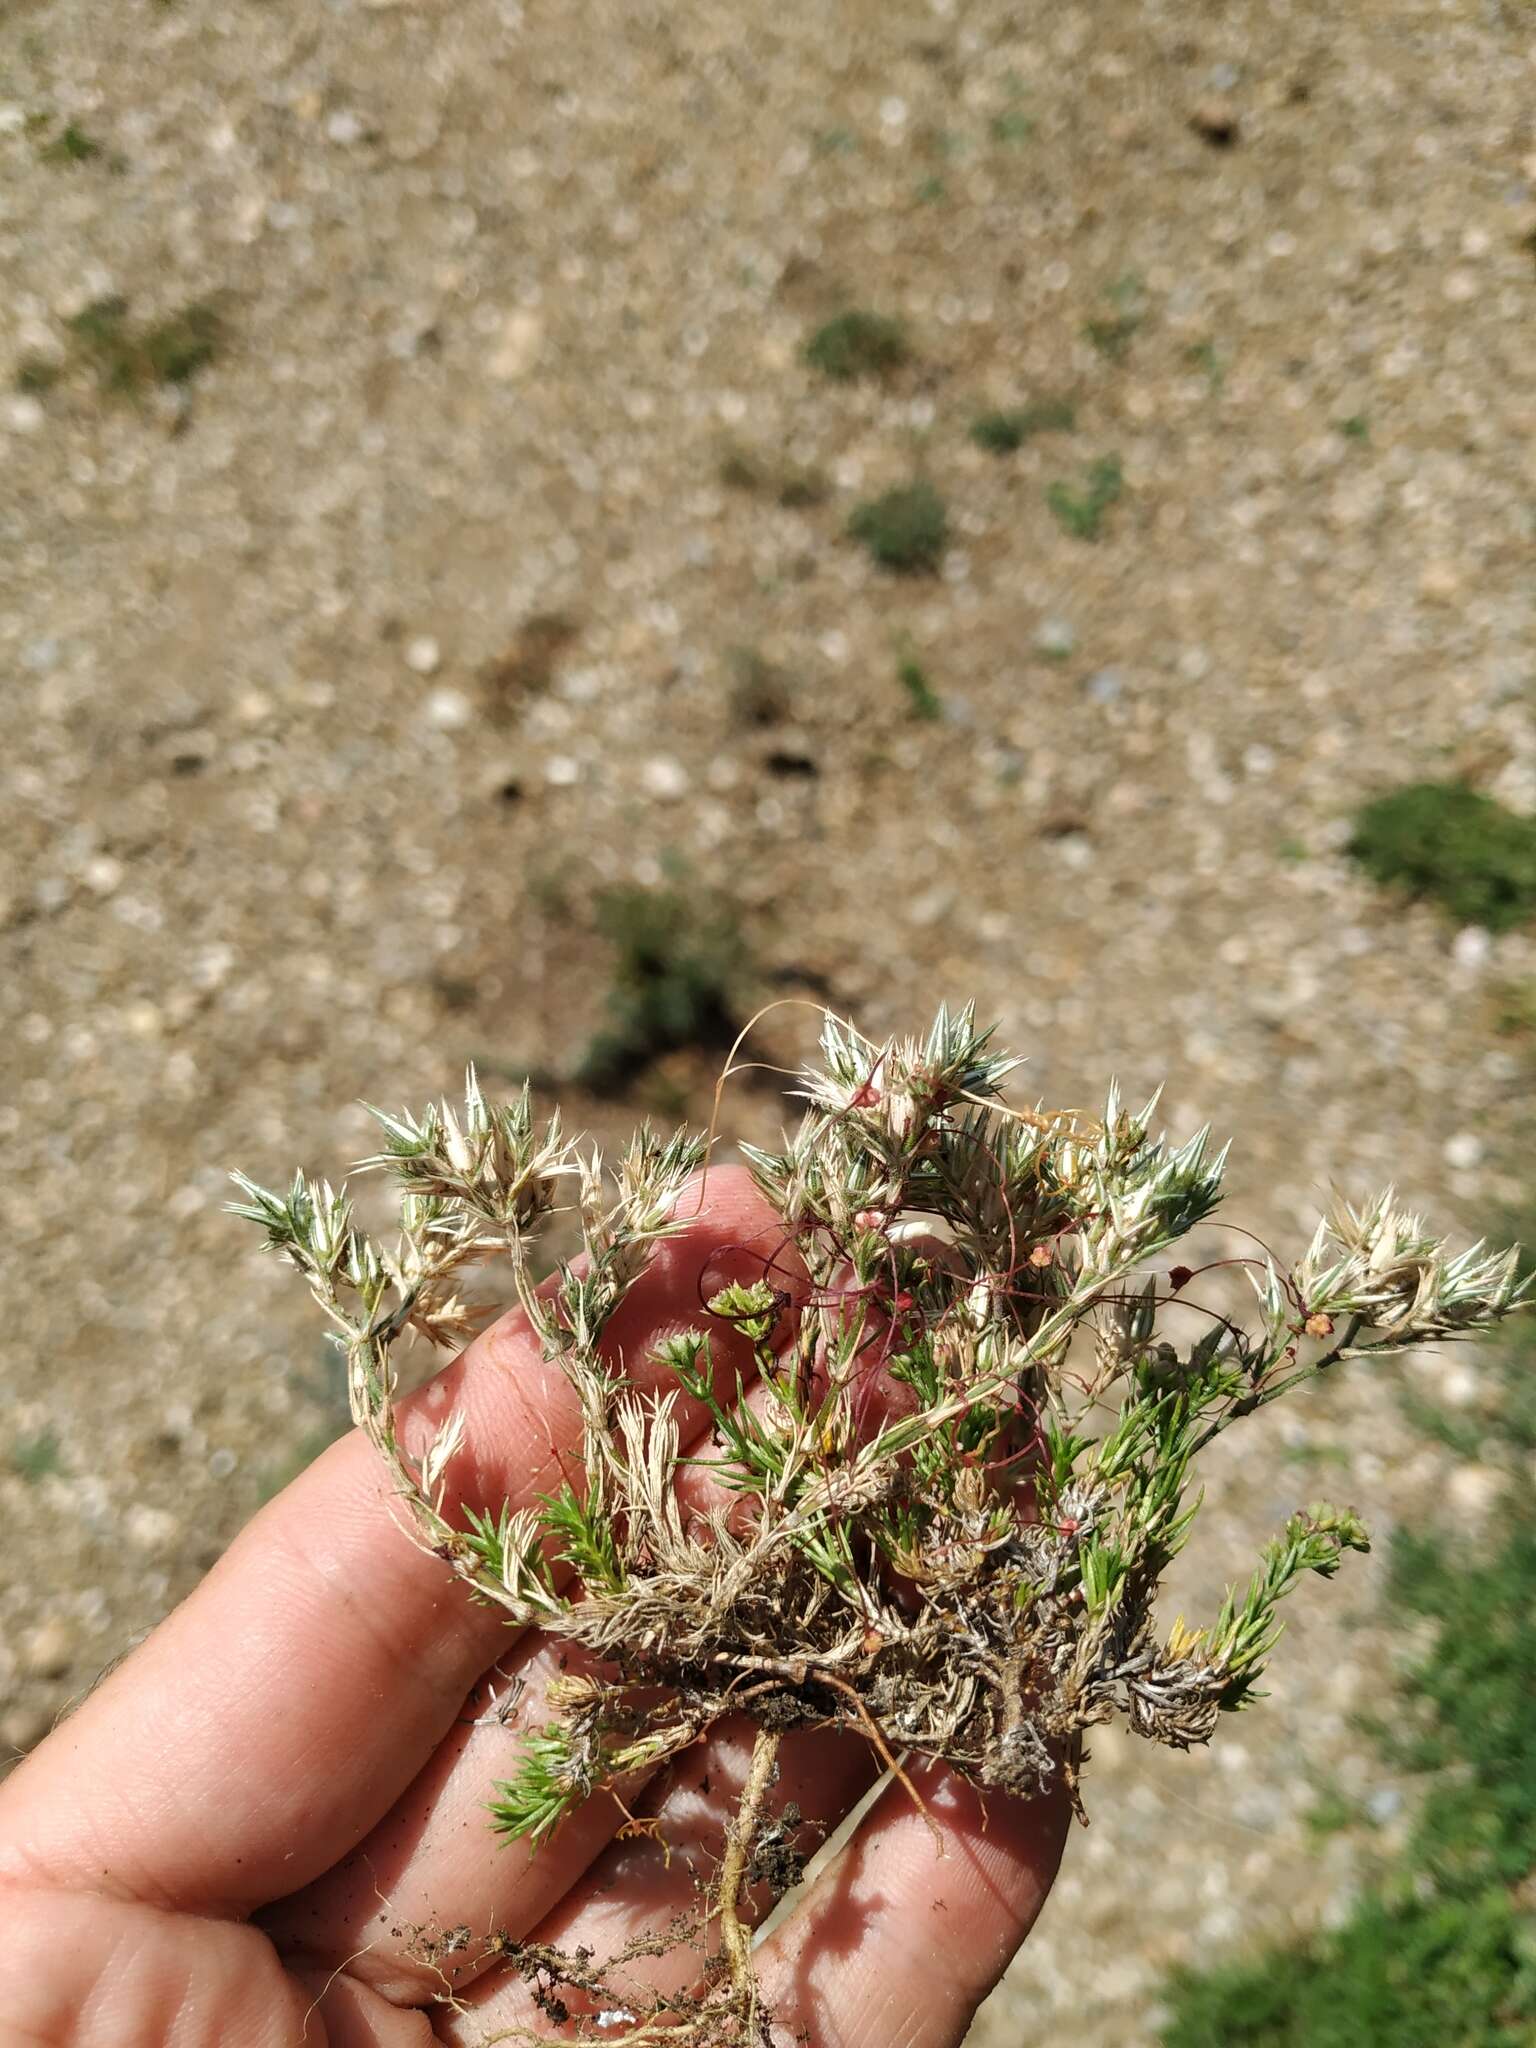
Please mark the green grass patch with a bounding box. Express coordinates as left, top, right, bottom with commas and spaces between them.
969, 398, 1075, 453
1348, 782, 1536, 932
575, 882, 748, 1096
1046, 454, 1123, 541
989, 110, 1035, 144
896, 653, 943, 721
40, 121, 101, 165
1185, 340, 1226, 392
63, 295, 224, 396
848, 480, 948, 574
8, 1428, 63, 1483
804, 309, 910, 383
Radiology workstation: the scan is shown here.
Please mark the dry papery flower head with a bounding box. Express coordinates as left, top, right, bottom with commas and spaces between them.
232, 1006, 1526, 2043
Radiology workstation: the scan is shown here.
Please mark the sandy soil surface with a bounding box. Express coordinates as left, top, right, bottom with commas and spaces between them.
3, 0, 1534, 2039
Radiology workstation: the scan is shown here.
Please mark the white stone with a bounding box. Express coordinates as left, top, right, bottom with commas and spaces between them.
82, 855, 123, 896
1442, 1131, 1484, 1171
124, 1504, 181, 1553
640, 754, 689, 801
1452, 925, 1492, 970
19, 1619, 75, 1680
405, 635, 441, 676
1035, 618, 1076, 657
425, 686, 473, 730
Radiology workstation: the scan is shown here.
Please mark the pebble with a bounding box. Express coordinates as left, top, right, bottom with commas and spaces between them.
1366, 1785, 1403, 1824
405, 635, 442, 677
1083, 667, 1123, 705
325, 109, 365, 145
82, 855, 124, 897
1035, 618, 1076, 658
1452, 925, 1492, 971
1442, 1131, 1483, 1171
424, 686, 473, 731
640, 754, 689, 801
124, 1504, 182, 1553
488, 309, 543, 381
19, 1618, 76, 1680
1418, 559, 1462, 603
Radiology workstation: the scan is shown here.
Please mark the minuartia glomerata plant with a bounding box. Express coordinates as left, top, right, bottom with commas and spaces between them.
233, 1006, 1525, 2043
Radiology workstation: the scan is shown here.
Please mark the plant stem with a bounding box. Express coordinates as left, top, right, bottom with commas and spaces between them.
718, 1724, 782, 1992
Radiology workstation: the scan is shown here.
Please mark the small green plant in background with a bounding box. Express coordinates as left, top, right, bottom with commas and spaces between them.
896, 649, 944, 721
1185, 340, 1227, 393
990, 109, 1035, 144
726, 645, 793, 728
574, 881, 748, 1095
969, 397, 1076, 453
14, 356, 62, 395
1348, 782, 1536, 932
989, 72, 1034, 145
55, 295, 224, 397
1047, 453, 1124, 541
1084, 272, 1146, 360
848, 478, 949, 573
804, 309, 911, 382
1338, 414, 1371, 443
717, 441, 830, 509
39, 121, 100, 165
7, 1429, 63, 1483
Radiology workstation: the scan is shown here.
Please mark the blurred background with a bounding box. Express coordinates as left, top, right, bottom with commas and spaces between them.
3, 1, 1535, 2040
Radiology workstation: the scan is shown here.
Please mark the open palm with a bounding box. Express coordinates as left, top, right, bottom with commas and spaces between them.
0, 1169, 1065, 2047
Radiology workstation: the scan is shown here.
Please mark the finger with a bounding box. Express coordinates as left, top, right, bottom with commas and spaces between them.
0, 1166, 793, 1918
752, 1760, 1069, 2048
438, 1717, 880, 2042
0, 1879, 438, 2047
262, 1306, 913, 1991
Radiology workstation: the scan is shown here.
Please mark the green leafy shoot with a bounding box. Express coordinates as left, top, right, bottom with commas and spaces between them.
1047, 453, 1124, 541
804, 309, 911, 383
848, 480, 949, 574
969, 398, 1076, 452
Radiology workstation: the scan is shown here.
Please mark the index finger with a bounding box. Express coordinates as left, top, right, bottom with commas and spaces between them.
0, 1165, 791, 1918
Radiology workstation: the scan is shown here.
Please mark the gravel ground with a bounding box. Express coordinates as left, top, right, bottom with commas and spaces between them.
3, 0, 1534, 2040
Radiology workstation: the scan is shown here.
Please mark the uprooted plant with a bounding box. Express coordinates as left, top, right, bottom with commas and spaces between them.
232, 1007, 1525, 2043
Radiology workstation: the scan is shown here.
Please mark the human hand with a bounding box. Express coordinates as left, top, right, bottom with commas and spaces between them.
0, 1167, 1067, 2047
